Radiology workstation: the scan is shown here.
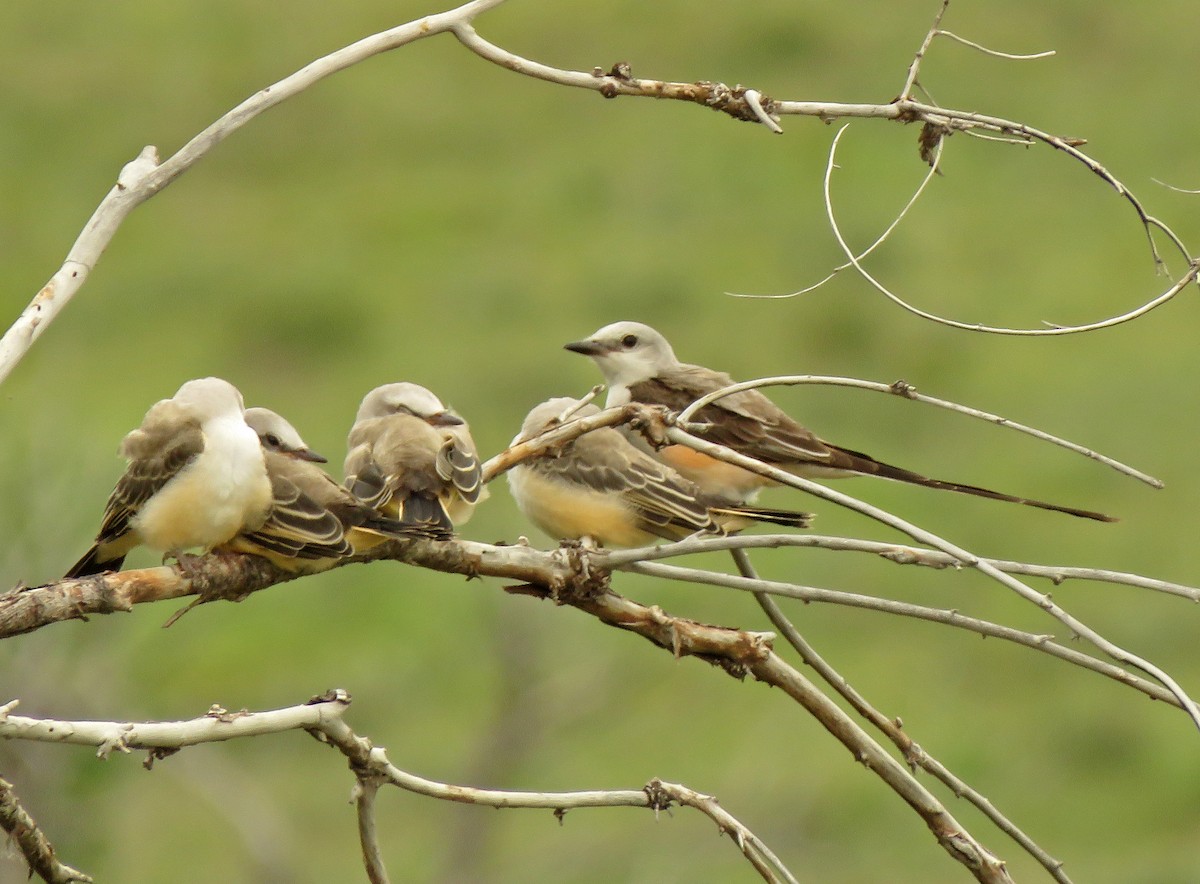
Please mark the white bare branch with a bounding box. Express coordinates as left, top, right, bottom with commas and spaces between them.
658, 424, 1200, 730
600, 533, 1200, 603
4, 0, 1195, 383
673, 374, 1158, 487
0, 693, 799, 884
821, 125, 1199, 336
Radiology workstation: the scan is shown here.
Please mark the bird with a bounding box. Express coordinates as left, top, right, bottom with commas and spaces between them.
564, 321, 1115, 522
507, 397, 814, 547
65, 377, 273, 578
343, 383, 487, 536
223, 408, 446, 574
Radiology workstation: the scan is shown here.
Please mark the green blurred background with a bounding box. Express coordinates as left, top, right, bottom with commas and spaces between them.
3, 1, 1199, 881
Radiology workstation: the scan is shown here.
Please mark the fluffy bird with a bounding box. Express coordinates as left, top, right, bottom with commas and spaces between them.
565, 321, 1115, 522
225, 408, 445, 573
508, 398, 814, 547
65, 377, 273, 578
344, 383, 486, 536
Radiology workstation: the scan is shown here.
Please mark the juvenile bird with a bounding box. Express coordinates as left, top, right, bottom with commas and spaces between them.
344, 383, 486, 536
565, 321, 1115, 522
508, 398, 814, 547
224, 408, 444, 573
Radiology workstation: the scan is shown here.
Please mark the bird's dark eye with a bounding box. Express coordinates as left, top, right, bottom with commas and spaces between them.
621, 334, 638, 348
265, 434, 280, 448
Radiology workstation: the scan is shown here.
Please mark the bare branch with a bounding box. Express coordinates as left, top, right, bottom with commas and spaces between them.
0, 692, 796, 884
733, 550, 1071, 883
620, 557, 1176, 707
673, 373, 1159, 487
4, 1, 1195, 382
936, 30, 1056, 60
601, 533, 1200, 604
0, 776, 92, 884
506, 581, 1011, 882
352, 777, 389, 884
657, 424, 1200, 730
0, 0, 506, 386
822, 125, 1199, 336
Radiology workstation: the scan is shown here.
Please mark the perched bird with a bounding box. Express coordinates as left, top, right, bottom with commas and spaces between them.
344, 383, 486, 536
65, 378, 273, 578
223, 408, 444, 573
508, 398, 814, 547
564, 321, 1115, 522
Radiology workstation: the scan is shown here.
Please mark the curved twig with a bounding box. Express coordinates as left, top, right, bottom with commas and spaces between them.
727, 139, 944, 299
822, 124, 1199, 336
0, 694, 797, 884
659, 424, 1200, 731
674, 374, 1160, 487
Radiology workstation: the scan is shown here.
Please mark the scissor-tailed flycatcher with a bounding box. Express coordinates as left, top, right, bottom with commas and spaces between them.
226, 408, 446, 573
344, 383, 486, 535
564, 321, 1115, 522
65, 377, 273, 578
508, 398, 814, 547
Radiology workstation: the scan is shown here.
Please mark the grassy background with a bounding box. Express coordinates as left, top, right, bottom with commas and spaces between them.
3, 1, 1200, 881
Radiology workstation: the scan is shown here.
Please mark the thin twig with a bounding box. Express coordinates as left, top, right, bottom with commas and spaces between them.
673, 373, 1160, 487
899, 0, 951, 99
822, 124, 1199, 335
659, 424, 1200, 731
727, 140, 944, 299
621, 557, 1175, 707
937, 30, 1055, 60
599, 533, 1200, 603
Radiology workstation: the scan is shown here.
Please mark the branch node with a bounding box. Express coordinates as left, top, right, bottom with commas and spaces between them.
116, 145, 160, 191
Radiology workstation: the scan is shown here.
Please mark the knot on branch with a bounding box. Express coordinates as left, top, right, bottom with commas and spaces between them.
626, 403, 674, 449
555, 542, 611, 601
888, 379, 918, 398
643, 777, 674, 814
307, 688, 353, 707
593, 61, 633, 98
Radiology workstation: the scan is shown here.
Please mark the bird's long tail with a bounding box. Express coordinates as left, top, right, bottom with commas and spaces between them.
829, 444, 1116, 522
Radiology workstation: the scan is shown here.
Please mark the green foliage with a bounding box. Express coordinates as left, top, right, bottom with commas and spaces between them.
2, 1, 1199, 880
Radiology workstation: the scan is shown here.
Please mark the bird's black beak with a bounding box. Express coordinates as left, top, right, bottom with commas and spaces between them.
291, 447, 328, 464
428, 410, 465, 427
564, 339, 606, 356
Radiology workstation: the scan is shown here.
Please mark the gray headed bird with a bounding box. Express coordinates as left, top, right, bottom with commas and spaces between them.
508, 398, 813, 547
565, 321, 1114, 522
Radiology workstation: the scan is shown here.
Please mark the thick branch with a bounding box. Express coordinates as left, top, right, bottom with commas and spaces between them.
508, 579, 1011, 882
733, 550, 1070, 882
